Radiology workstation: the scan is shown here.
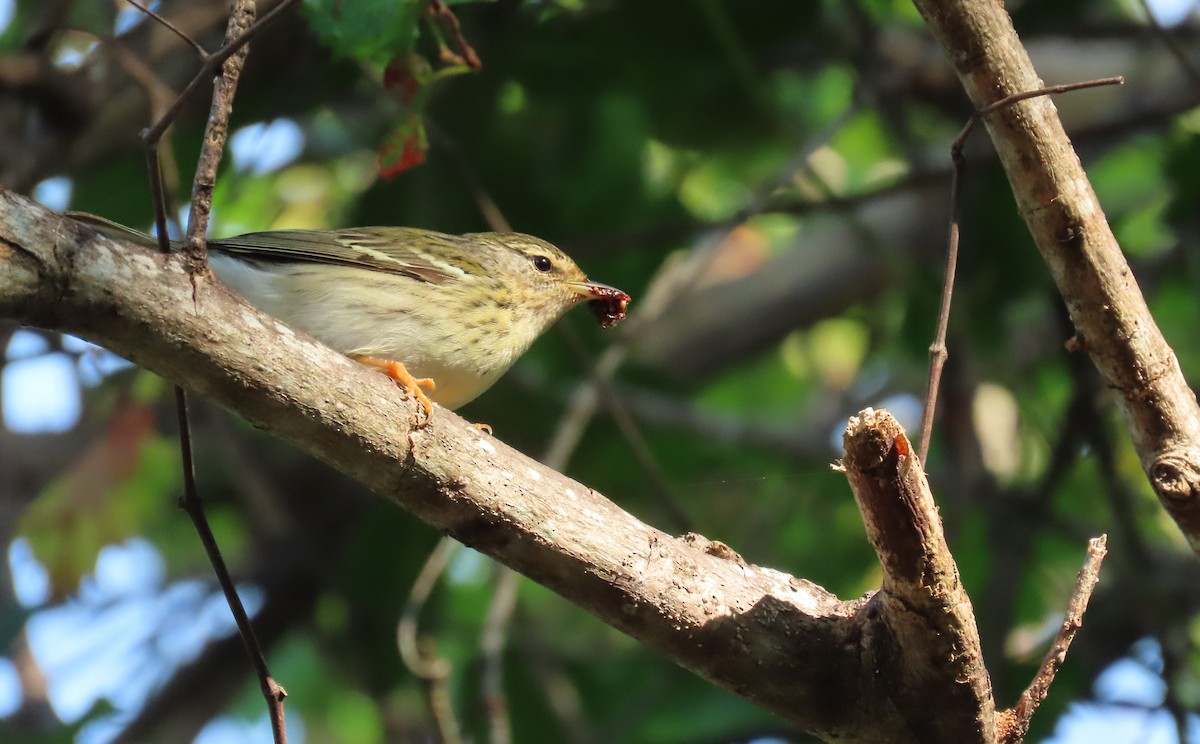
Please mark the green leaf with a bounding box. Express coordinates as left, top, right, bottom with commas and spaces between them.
303, 0, 424, 63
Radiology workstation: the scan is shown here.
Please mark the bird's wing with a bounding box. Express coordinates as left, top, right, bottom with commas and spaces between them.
210, 227, 467, 284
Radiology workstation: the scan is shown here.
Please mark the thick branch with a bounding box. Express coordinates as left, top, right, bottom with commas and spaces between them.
842, 409, 995, 744
913, 0, 1200, 551
0, 189, 960, 743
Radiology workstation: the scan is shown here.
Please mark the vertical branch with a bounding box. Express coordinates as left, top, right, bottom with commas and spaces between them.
183, 1, 252, 256
129, 1, 300, 741
917, 76, 1123, 465
397, 538, 464, 744
913, 0, 1200, 553
917, 151, 961, 465
172, 4, 293, 741
479, 567, 519, 744
841, 408, 995, 743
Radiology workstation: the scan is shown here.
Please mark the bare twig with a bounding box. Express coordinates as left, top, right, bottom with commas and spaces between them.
916, 153, 961, 466
181, 1, 253, 259
140, 0, 302, 145
997, 535, 1108, 743
480, 567, 520, 744
171, 388, 289, 742
426, 0, 482, 69
169, 4, 294, 737
143, 145, 172, 253
397, 538, 463, 744
953, 77, 1125, 152
917, 76, 1125, 464
129, 1, 301, 741
1133, 0, 1200, 91
122, 0, 208, 59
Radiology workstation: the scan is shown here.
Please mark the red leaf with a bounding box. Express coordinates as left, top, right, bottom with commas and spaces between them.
377, 114, 428, 178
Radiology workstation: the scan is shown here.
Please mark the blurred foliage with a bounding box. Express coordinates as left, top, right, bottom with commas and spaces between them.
3, 0, 1200, 742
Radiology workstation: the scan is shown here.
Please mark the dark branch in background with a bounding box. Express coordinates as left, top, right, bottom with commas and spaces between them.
123, 0, 209, 59
480, 566, 519, 744
997, 535, 1108, 743
917, 76, 1124, 464
397, 538, 463, 744
1132, 0, 1200, 90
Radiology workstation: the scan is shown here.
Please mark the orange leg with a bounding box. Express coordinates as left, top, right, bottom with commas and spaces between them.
351, 355, 436, 424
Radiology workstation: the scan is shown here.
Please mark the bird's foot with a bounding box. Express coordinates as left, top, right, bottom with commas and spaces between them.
351, 355, 436, 426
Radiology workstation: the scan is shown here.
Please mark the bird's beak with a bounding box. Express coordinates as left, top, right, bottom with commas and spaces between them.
569, 280, 630, 329
568, 280, 620, 299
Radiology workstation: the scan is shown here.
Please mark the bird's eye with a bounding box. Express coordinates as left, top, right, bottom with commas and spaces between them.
532, 255, 553, 273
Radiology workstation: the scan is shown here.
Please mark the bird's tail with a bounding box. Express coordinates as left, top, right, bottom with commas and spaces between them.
66, 212, 161, 248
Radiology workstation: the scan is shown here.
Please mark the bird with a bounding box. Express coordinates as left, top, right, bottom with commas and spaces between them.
69, 213, 630, 421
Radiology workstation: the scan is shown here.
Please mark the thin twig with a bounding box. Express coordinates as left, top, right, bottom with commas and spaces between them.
1159, 630, 1192, 744
397, 538, 463, 744
954, 77, 1125, 152
140, 0, 302, 145
426, 0, 482, 69
181, 0, 253, 258
427, 122, 511, 232
917, 76, 1125, 464
480, 567, 520, 744
122, 0, 208, 59
998, 534, 1109, 743
917, 153, 960, 466
173, 388, 289, 743
143, 146, 172, 254
135, 2, 299, 741
1133, 0, 1200, 91
176, 4, 292, 737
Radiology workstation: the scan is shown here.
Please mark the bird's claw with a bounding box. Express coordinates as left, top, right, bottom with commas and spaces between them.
351, 355, 436, 427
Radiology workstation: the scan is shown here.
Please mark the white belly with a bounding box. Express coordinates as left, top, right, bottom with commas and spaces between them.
209, 254, 519, 410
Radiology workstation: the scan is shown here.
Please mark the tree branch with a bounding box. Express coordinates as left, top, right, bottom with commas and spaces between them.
912, 0, 1200, 552
841, 409, 995, 744
0, 189, 949, 742
997, 534, 1108, 744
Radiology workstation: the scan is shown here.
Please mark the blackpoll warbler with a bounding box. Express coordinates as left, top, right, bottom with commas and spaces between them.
70, 213, 630, 418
